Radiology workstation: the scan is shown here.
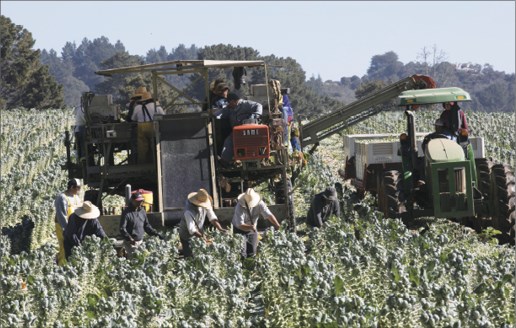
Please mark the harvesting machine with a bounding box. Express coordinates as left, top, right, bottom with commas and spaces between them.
63, 60, 294, 235
61, 60, 514, 243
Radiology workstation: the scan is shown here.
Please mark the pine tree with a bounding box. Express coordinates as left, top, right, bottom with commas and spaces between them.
0, 15, 64, 109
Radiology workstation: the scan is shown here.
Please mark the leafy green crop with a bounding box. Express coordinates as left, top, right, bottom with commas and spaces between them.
1, 108, 514, 326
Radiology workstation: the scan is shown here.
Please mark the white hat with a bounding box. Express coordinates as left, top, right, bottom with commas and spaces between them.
188, 189, 213, 209
237, 188, 261, 208
74, 201, 100, 219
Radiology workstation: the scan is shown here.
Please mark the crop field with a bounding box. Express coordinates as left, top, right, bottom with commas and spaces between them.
1, 108, 514, 327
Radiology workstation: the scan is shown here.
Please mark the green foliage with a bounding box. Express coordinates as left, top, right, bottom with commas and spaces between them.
0, 109, 73, 248
0, 107, 515, 327
0, 15, 64, 110
1, 212, 513, 326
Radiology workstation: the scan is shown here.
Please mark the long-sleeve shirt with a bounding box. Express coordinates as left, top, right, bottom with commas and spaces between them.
63, 213, 107, 247
179, 200, 218, 240
120, 205, 160, 241
216, 100, 263, 128
232, 200, 273, 229
54, 192, 81, 230
306, 193, 340, 227
439, 109, 468, 134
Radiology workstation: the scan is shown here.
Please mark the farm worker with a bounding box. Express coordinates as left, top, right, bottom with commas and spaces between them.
210, 81, 230, 110
73, 106, 86, 162
422, 118, 453, 153
125, 87, 144, 122
439, 102, 469, 139
179, 189, 227, 257
63, 201, 107, 260
54, 178, 82, 265
306, 187, 341, 228
217, 92, 263, 165
131, 87, 165, 164
120, 192, 165, 258
281, 90, 294, 149
232, 188, 281, 258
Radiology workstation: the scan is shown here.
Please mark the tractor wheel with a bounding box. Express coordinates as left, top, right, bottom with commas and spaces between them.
475, 158, 493, 198
490, 164, 516, 244
274, 179, 295, 230
472, 158, 493, 230
378, 170, 403, 219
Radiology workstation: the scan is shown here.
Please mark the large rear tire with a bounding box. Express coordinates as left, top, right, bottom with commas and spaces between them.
378, 170, 403, 219
475, 158, 492, 198
490, 164, 515, 244
472, 158, 493, 230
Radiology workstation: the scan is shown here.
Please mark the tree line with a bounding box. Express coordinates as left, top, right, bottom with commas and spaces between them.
1, 15, 514, 116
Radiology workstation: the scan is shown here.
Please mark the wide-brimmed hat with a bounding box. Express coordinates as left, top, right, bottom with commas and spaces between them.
322, 187, 337, 201
215, 83, 229, 93
132, 86, 148, 99
210, 79, 225, 92
237, 188, 261, 208
74, 201, 100, 219
188, 188, 213, 209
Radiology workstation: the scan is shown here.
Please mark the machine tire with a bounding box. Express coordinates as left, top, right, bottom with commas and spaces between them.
378, 170, 402, 218
472, 158, 493, 229
475, 158, 492, 198
274, 179, 295, 228
490, 164, 515, 244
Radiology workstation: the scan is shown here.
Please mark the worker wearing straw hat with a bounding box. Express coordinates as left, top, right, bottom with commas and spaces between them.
63, 201, 107, 260
179, 188, 227, 257
232, 188, 280, 258
130, 87, 165, 164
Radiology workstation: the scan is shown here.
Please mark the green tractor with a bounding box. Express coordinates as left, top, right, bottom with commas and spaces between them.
377, 87, 515, 244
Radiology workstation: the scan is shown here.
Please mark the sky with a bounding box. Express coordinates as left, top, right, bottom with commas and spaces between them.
2, 1, 515, 81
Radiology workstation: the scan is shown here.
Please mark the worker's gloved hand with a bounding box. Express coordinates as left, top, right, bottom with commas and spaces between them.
158, 234, 166, 241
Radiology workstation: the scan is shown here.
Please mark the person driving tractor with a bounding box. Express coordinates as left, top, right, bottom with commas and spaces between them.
439, 101, 469, 139
217, 92, 263, 165
422, 118, 452, 153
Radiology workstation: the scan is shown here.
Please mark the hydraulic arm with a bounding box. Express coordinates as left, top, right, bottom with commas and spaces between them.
300, 75, 435, 149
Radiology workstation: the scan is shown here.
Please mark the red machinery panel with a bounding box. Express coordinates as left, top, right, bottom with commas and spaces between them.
233, 124, 270, 160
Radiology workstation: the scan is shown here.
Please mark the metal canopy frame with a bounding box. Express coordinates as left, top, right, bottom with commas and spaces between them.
95, 59, 268, 111
95, 59, 266, 76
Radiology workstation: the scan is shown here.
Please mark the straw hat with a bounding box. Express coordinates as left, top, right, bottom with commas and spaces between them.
210, 79, 225, 92
215, 83, 229, 94
237, 188, 261, 208
74, 201, 100, 219
132, 86, 148, 99
140, 91, 153, 101
188, 189, 213, 209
